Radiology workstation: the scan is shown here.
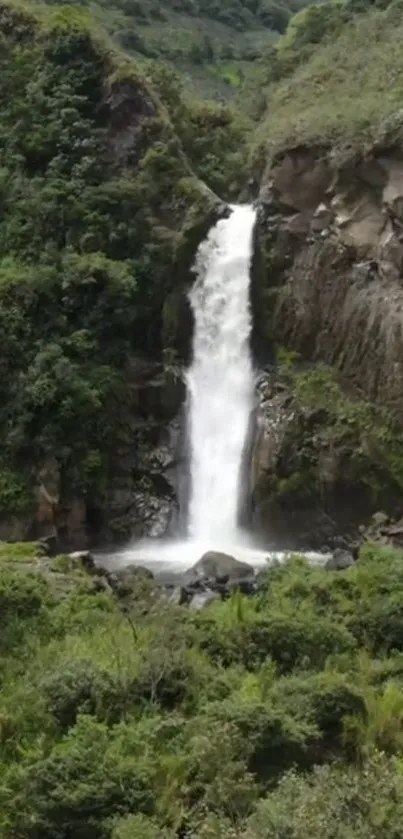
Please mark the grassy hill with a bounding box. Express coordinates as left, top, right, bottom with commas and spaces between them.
38, 0, 313, 99
245, 0, 403, 165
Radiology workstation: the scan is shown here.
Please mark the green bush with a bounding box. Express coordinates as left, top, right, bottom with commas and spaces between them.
196, 600, 355, 672
197, 696, 316, 779
244, 752, 403, 839
0, 540, 403, 836
0, 570, 51, 653
40, 659, 121, 729
251, 4, 403, 159
112, 814, 175, 839
269, 672, 367, 756
0, 715, 156, 839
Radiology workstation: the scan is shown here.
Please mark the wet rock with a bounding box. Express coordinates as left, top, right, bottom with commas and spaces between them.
188, 551, 255, 583
256, 149, 403, 418
58, 496, 88, 551
182, 552, 257, 602
104, 79, 156, 170
325, 548, 355, 571
227, 576, 259, 594
88, 576, 113, 595
311, 202, 333, 232
69, 550, 96, 572
38, 533, 59, 557
35, 456, 60, 541
168, 586, 191, 606
359, 511, 403, 549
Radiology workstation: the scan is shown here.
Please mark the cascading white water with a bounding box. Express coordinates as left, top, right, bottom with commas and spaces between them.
186, 204, 257, 543
96, 203, 330, 571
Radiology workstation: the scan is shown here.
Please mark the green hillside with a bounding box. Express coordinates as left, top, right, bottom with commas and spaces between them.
38, 0, 312, 98
3, 1, 403, 838
245, 0, 403, 163
0, 0, 245, 540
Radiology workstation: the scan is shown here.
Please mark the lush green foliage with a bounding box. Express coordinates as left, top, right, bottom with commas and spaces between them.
272, 361, 403, 506
248, 0, 403, 160
0, 1, 245, 527
36, 0, 312, 100
2, 542, 403, 836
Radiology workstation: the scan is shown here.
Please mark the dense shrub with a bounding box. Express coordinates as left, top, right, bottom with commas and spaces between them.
112, 815, 175, 839
243, 752, 403, 839
195, 600, 355, 672
0, 540, 403, 836
0, 716, 156, 839
40, 659, 121, 729
0, 570, 51, 654
0, 1, 236, 522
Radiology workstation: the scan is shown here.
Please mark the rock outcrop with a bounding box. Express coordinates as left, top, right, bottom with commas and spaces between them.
187, 551, 255, 583
252, 146, 403, 546
257, 148, 403, 412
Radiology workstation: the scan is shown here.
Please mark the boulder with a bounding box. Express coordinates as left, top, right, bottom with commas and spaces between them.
69, 550, 96, 572
187, 551, 255, 584
38, 534, 59, 557
325, 548, 355, 571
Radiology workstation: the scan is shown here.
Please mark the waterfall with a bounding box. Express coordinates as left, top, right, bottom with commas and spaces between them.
97, 203, 331, 570
186, 204, 257, 544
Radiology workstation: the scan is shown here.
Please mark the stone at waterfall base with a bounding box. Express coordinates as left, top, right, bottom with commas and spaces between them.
325, 548, 355, 571
178, 551, 258, 606
187, 551, 255, 582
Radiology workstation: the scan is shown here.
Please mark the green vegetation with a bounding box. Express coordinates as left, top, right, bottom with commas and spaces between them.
1, 541, 403, 835
0, 0, 246, 531
249, 0, 403, 162
3, 0, 403, 833
35, 0, 312, 100
271, 360, 403, 506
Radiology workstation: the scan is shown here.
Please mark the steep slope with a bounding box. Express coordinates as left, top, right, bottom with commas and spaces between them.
40, 0, 311, 99
251, 1, 403, 544
252, 1, 403, 159
0, 0, 233, 547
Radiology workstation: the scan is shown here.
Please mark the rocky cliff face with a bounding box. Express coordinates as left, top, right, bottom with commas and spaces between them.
257, 147, 403, 408
252, 146, 403, 547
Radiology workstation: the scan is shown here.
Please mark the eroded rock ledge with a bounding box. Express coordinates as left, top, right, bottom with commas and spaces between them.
256, 146, 403, 412
252, 147, 403, 544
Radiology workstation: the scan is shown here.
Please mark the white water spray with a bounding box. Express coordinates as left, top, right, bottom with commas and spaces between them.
186, 205, 256, 543
97, 205, 330, 572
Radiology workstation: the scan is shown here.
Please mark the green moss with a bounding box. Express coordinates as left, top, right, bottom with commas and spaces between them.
276, 469, 317, 499
276, 362, 403, 504
50, 554, 77, 574
0, 469, 34, 516
0, 541, 43, 560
